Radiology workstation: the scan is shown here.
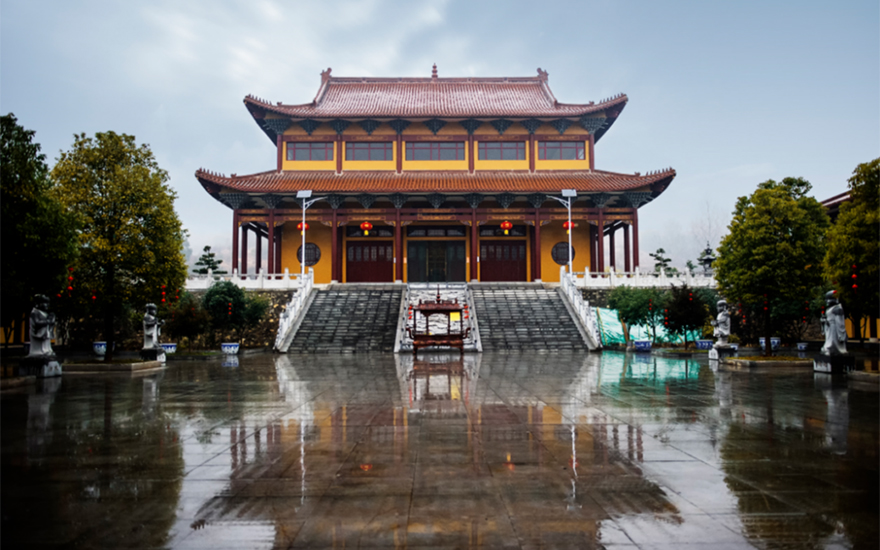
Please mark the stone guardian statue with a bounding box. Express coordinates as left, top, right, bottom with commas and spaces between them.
711, 299, 730, 348
820, 291, 847, 356
141, 303, 166, 362
28, 294, 56, 357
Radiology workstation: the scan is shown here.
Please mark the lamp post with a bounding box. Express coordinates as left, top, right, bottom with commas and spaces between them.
548, 189, 577, 274
295, 190, 326, 285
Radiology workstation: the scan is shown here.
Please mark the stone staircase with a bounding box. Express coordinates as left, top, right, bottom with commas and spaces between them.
469, 283, 588, 351
286, 284, 404, 353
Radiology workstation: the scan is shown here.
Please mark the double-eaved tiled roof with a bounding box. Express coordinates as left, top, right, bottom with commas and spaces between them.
195, 168, 674, 198
244, 68, 627, 141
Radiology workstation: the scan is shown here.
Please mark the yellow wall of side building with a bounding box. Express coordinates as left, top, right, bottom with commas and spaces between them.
539, 222, 591, 282
401, 140, 469, 171
280, 221, 333, 284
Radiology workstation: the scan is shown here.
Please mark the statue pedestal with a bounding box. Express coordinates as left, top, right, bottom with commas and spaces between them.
813, 354, 855, 374
19, 355, 62, 378
140, 348, 166, 363
709, 345, 736, 361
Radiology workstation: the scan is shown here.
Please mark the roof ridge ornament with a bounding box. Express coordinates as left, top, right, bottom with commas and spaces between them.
432, 64, 438, 80
321, 68, 332, 82
537, 68, 548, 82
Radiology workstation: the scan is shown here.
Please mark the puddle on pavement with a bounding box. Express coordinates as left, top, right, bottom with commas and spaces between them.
2, 351, 877, 548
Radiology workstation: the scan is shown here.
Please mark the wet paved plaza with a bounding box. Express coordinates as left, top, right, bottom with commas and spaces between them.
2, 351, 878, 549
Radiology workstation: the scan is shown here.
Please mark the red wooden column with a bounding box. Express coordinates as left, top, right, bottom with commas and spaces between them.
533, 210, 542, 281
241, 224, 249, 277
587, 224, 596, 273
395, 209, 403, 281
331, 210, 338, 282
528, 135, 536, 173
623, 223, 631, 272
609, 224, 616, 271
275, 225, 282, 274
632, 208, 640, 269
232, 211, 240, 274
396, 135, 403, 174
597, 211, 605, 273
467, 135, 475, 174
470, 209, 479, 281
267, 211, 275, 278
256, 226, 263, 273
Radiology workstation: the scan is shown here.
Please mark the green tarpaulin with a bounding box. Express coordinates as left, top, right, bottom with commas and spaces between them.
598, 308, 701, 345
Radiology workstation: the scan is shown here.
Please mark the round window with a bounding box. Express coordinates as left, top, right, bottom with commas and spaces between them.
296, 243, 321, 266
551, 242, 575, 266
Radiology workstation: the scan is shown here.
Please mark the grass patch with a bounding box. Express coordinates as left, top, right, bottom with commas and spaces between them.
740, 355, 804, 362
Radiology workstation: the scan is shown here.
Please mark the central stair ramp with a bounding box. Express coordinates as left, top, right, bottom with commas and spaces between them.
470, 283, 597, 351
284, 284, 404, 353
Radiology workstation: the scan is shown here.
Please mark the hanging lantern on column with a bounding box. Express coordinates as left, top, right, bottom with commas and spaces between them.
563, 221, 574, 235
500, 221, 513, 235
360, 221, 373, 236
297, 222, 309, 235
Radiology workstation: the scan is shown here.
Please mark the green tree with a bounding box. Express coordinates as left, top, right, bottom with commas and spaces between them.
824, 158, 879, 342
163, 292, 211, 349
203, 281, 267, 340
715, 177, 829, 355
0, 114, 78, 345
664, 284, 709, 348
649, 248, 679, 276
608, 286, 667, 342
52, 131, 187, 358
193, 245, 227, 275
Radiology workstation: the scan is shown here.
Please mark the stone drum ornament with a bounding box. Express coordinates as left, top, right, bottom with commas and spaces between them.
140, 303, 167, 363
20, 294, 62, 377
814, 291, 854, 374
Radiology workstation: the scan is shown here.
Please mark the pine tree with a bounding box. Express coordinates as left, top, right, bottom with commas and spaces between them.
193, 246, 227, 275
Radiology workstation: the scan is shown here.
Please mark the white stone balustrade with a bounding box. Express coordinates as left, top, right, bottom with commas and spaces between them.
573, 267, 716, 289
185, 268, 306, 291
559, 266, 602, 350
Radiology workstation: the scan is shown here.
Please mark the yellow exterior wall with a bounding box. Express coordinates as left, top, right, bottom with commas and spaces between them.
281, 221, 333, 284
401, 140, 468, 171
534, 138, 590, 171
281, 139, 336, 171
342, 140, 395, 171
473, 139, 530, 171
539, 222, 591, 282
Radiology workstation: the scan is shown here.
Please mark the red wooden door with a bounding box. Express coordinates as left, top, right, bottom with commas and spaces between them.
480, 241, 527, 281
346, 242, 394, 282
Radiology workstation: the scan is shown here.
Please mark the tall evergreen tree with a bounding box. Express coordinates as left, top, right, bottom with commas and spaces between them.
52, 131, 187, 358
715, 177, 829, 355
0, 114, 78, 344
824, 158, 880, 341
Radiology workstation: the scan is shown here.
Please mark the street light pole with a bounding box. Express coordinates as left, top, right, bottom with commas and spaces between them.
548, 189, 577, 274
295, 190, 326, 285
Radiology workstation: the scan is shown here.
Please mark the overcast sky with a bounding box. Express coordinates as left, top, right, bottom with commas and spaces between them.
2, 0, 877, 271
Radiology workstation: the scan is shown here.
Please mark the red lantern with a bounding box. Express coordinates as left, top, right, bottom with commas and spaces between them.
360, 221, 373, 236
297, 222, 309, 235
563, 221, 574, 234
500, 221, 513, 235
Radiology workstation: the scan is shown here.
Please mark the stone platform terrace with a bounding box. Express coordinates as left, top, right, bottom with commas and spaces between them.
1, 351, 877, 549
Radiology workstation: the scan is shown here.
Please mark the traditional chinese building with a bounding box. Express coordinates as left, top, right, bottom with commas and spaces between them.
196, 67, 675, 284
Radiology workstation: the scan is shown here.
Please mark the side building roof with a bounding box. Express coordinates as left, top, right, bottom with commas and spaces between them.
244, 67, 627, 143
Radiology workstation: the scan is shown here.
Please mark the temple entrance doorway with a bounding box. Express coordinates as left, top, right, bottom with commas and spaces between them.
407, 241, 466, 282
479, 241, 527, 281
346, 241, 394, 282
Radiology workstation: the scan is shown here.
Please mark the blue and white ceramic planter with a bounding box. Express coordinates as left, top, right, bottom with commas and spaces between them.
729, 343, 739, 351
161, 343, 177, 355
93, 342, 107, 356
696, 340, 713, 350
758, 337, 781, 350
796, 342, 808, 351
221, 343, 240, 355
633, 340, 652, 352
